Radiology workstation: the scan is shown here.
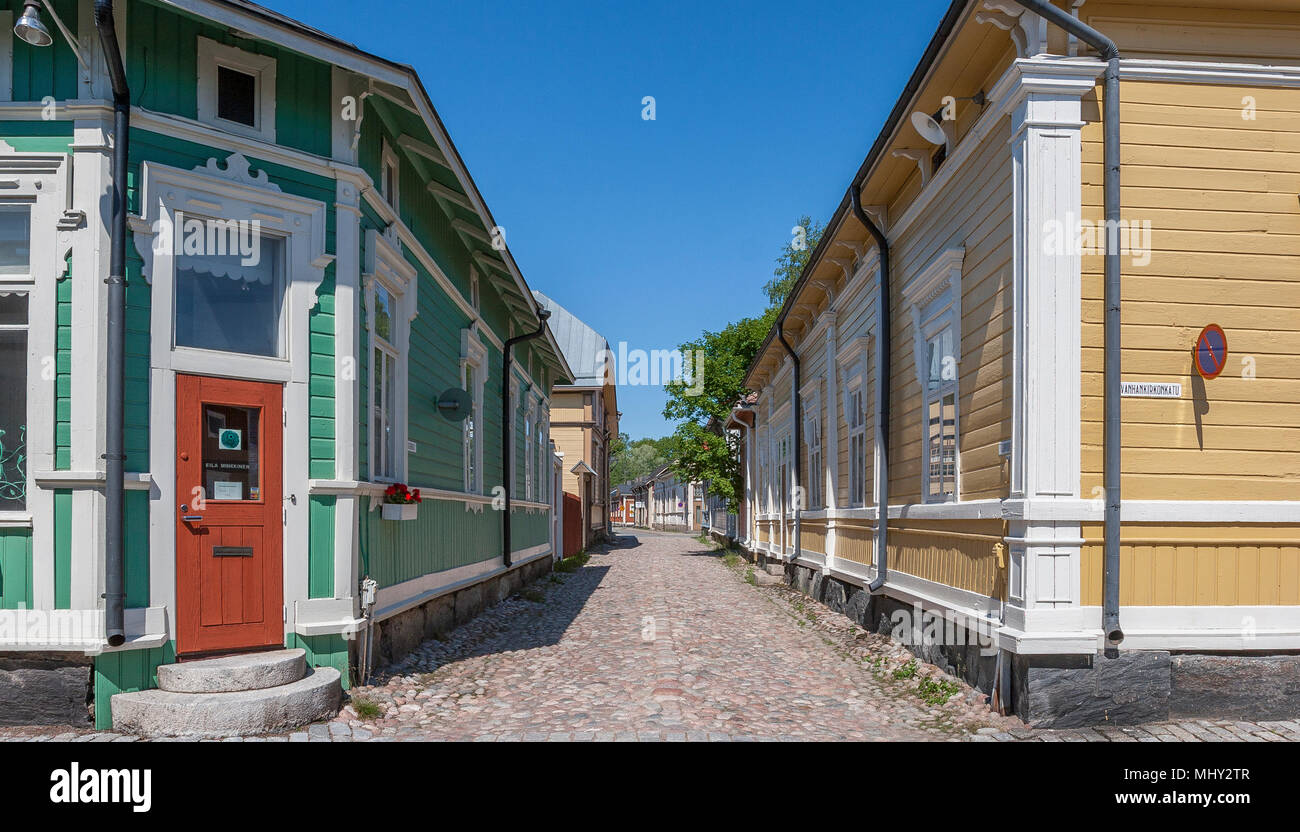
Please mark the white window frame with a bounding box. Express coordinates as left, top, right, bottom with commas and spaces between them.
801, 385, 823, 510
524, 395, 535, 501
461, 328, 486, 494
381, 139, 400, 213
197, 37, 277, 144
837, 335, 870, 508
364, 228, 418, 483
903, 247, 964, 504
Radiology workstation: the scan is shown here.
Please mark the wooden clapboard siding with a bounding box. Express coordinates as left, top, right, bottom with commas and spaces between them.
1080, 79, 1300, 501
1083, 1, 1300, 62
1081, 524, 1300, 606
887, 118, 1015, 505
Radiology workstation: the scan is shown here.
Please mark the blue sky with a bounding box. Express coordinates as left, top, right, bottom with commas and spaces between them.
273, 0, 953, 439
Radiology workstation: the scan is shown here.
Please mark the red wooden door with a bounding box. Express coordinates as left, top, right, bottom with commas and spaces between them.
175, 374, 283, 657
562, 492, 582, 557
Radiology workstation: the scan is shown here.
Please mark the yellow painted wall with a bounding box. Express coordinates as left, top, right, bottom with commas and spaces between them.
1081, 524, 1300, 606
1079, 78, 1300, 501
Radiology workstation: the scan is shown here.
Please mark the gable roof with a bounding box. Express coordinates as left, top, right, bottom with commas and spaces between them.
533, 291, 612, 388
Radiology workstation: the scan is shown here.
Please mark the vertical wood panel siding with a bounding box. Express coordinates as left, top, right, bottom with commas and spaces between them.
0, 528, 32, 609
53, 489, 71, 609
1081, 523, 1300, 606
127, 0, 332, 157
1080, 80, 1300, 500
835, 521, 873, 565
887, 522, 1006, 599
285, 632, 350, 689
308, 496, 335, 599
6, 0, 78, 102
92, 642, 176, 729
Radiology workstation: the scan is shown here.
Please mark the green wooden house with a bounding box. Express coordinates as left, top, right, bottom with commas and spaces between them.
0, 0, 570, 730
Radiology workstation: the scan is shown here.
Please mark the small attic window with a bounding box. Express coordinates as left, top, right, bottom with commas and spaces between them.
197, 37, 277, 143
217, 66, 257, 126
381, 141, 400, 212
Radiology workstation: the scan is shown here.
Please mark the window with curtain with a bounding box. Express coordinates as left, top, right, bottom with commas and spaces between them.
175, 231, 286, 357
848, 386, 866, 507
924, 325, 957, 501
372, 283, 399, 480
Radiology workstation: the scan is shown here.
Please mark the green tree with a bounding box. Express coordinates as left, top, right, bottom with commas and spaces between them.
762, 214, 825, 308
661, 315, 773, 511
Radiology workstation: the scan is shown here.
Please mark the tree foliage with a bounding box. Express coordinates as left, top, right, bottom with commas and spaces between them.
762, 215, 826, 308
609, 433, 680, 485
660, 216, 824, 512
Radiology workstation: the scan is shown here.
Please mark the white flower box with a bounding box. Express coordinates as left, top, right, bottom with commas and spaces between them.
381, 503, 418, 521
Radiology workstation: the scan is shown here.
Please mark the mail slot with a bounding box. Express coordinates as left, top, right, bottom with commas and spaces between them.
212, 546, 254, 558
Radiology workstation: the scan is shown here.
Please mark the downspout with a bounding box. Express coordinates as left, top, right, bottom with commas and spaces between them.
849, 187, 891, 593
1010, 0, 1124, 650
501, 309, 550, 568
95, 0, 129, 647
775, 322, 800, 565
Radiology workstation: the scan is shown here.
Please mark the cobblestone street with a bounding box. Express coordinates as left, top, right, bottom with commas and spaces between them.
5, 530, 1300, 743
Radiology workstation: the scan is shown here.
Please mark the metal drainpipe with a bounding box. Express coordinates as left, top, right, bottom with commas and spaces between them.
501, 310, 551, 568
1010, 0, 1124, 651
95, 0, 129, 647
775, 322, 800, 566
849, 187, 891, 593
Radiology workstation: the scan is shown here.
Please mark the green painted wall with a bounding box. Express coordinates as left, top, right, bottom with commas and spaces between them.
93, 642, 176, 730
53, 490, 71, 609
286, 632, 350, 690
359, 496, 549, 589
0, 528, 32, 610
128, 0, 333, 158
6, 0, 78, 102
308, 495, 335, 599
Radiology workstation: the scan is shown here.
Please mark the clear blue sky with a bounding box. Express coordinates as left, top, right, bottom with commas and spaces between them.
273, 0, 953, 439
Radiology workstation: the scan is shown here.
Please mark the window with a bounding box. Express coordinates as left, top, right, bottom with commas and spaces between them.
174, 230, 286, 357
216, 65, 257, 127
924, 327, 957, 502
365, 230, 418, 483
372, 285, 399, 480
470, 269, 480, 312
461, 329, 486, 494
904, 248, 963, 504
197, 38, 277, 143
535, 405, 547, 502
381, 141, 400, 212
848, 386, 866, 507
0, 292, 28, 511
524, 399, 534, 501
804, 399, 822, 510
0, 206, 31, 275
776, 429, 790, 516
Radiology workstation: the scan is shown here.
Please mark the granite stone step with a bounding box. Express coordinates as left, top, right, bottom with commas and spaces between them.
157, 648, 307, 693
111, 666, 341, 738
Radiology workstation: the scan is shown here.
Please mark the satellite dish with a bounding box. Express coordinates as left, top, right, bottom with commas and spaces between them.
436, 387, 472, 422
910, 110, 949, 147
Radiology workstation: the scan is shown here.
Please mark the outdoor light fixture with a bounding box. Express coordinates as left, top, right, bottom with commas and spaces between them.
14, 1, 53, 47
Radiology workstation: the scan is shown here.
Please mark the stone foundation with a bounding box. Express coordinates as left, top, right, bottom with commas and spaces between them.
371, 554, 552, 668
779, 560, 1300, 727
0, 652, 93, 726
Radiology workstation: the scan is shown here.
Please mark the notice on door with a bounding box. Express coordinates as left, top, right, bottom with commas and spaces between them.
213, 481, 243, 500
1121, 381, 1182, 398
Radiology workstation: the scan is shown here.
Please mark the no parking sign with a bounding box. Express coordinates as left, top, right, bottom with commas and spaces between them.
1195, 324, 1228, 380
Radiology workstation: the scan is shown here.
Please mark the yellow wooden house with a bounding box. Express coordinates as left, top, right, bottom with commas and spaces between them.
737, 0, 1300, 726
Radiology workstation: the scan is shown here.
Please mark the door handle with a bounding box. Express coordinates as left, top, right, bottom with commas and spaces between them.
182, 516, 204, 523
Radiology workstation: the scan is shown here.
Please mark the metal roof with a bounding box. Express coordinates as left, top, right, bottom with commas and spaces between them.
533, 291, 612, 388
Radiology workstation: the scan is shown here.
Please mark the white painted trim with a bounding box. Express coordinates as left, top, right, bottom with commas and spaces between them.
196, 36, 277, 144
1118, 58, 1300, 88
364, 227, 418, 483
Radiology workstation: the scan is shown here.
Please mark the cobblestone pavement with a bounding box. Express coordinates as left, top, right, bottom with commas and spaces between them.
5, 530, 1300, 743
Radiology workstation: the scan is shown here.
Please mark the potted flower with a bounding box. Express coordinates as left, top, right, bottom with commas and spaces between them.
381, 483, 422, 521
